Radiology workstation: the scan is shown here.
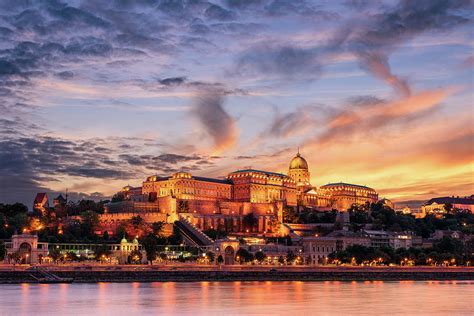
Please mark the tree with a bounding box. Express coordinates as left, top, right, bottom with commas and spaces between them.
10, 251, 21, 264
65, 251, 79, 262
236, 248, 253, 263
286, 250, 297, 264
255, 251, 266, 263
141, 234, 159, 264
444, 203, 453, 213
283, 206, 298, 223
123, 216, 152, 238
94, 245, 111, 261
243, 213, 258, 232
152, 221, 165, 235
278, 256, 285, 265
49, 248, 62, 263
111, 192, 125, 203
80, 210, 99, 238
206, 251, 215, 263
178, 200, 189, 212
0, 203, 28, 218
203, 228, 227, 240
130, 249, 143, 264
0, 241, 6, 260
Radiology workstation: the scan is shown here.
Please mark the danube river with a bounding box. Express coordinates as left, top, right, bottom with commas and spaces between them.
0, 281, 473, 315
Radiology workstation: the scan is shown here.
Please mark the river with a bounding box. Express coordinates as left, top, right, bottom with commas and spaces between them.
0, 281, 473, 315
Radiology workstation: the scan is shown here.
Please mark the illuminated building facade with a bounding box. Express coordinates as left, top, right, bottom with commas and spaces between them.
421, 196, 474, 216
318, 183, 378, 211
33, 192, 49, 215
228, 169, 297, 205
101, 152, 379, 235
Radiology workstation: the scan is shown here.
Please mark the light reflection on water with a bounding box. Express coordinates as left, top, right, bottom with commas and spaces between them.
0, 281, 473, 315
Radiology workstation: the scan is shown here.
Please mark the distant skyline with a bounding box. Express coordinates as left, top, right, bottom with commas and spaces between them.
0, 0, 473, 207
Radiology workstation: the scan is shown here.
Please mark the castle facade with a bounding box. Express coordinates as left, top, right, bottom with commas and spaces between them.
100, 152, 378, 235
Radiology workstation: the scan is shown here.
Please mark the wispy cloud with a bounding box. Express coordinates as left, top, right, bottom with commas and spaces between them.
191, 89, 239, 153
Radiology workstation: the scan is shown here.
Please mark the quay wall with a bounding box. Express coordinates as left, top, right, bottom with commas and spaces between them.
0, 268, 473, 283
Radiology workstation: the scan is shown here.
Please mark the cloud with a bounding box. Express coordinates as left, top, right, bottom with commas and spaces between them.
263, 105, 329, 138
316, 88, 456, 145
191, 89, 238, 153
236, 45, 323, 78
0, 134, 219, 205
56, 70, 74, 80
347, 0, 471, 95
204, 4, 236, 21
158, 76, 187, 86
232, 0, 472, 93
357, 52, 411, 96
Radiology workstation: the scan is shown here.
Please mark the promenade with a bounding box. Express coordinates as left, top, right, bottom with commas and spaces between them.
1, 264, 473, 283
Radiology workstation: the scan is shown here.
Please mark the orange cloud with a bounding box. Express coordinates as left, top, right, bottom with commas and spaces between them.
321, 87, 458, 145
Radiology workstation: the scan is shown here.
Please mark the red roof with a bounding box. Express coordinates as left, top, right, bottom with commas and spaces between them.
34, 193, 48, 204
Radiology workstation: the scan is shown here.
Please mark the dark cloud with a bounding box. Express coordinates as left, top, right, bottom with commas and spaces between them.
347, 0, 471, 95
225, 0, 265, 9
226, 0, 338, 20
0, 60, 21, 75
264, 0, 337, 19
56, 70, 74, 79
158, 76, 187, 86
236, 45, 322, 78
0, 134, 218, 205
233, 0, 471, 92
204, 4, 235, 21
192, 89, 238, 152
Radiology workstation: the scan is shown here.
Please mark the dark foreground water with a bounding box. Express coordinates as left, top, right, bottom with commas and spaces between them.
0, 281, 473, 315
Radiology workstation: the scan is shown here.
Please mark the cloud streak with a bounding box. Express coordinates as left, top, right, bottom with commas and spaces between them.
192, 89, 238, 153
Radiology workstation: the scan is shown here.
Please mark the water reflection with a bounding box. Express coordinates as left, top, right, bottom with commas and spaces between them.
1, 281, 473, 315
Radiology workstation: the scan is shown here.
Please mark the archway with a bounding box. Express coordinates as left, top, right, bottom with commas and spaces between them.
19, 242, 32, 264
224, 246, 235, 265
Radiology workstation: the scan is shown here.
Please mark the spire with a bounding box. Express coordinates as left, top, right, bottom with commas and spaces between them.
297, 146, 300, 156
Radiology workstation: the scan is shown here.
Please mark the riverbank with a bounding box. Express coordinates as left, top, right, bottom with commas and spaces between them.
1, 266, 473, 283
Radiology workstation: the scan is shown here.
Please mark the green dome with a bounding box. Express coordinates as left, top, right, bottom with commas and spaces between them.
120, 237, 128, 244
132, 238, 139, 244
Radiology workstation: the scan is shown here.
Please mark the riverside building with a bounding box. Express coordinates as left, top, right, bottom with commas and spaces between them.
98, 152, 378, 236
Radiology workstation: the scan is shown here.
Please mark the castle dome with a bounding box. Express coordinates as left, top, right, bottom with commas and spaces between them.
289, 152, 308, 170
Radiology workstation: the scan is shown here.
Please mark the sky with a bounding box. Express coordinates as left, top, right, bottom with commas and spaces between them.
0, 0, 473, 208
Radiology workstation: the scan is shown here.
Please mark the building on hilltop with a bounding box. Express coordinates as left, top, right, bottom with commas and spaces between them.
318, 182, 378, 211
422, 196, 474, 216
101, 151, 379, 236
53, 194, 66, 207
33, 193, 49, 215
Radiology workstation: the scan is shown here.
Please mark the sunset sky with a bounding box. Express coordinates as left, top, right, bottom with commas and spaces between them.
0, 0, 473, 207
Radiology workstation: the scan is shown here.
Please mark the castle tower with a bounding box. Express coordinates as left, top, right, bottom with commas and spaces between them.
288, 150, 311, 188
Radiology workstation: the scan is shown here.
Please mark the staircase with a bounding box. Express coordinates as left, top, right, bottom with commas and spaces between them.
175, 215, 214, 248
27, 267, 73, 283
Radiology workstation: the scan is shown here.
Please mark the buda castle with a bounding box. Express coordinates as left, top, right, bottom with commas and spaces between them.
101, 152, 378, 236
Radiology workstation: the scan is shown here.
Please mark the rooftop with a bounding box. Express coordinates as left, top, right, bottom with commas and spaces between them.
229, 169, 289, 178
34, 192, 48, 204
193, 176, 231, 184
425, 196, 474, 206
321, 182, 374, 190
